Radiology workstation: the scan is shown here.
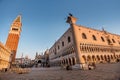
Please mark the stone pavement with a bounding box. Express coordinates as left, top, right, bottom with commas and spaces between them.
0, 63, 120, 80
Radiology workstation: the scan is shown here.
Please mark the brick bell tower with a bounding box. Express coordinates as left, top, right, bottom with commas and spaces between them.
5, 15, 22, 62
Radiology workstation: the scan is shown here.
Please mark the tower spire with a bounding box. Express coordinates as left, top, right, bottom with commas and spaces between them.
12, 15, 22, 28
14, 15, 21, 22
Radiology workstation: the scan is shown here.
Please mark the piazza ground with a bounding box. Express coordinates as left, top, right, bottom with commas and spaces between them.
0, 63, 120, 80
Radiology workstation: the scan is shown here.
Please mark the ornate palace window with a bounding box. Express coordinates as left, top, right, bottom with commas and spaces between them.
68, 36, 71, 43
112, 39, 115, 43
62, 41, 64, 47
82, 33, 87, 39
107, 39, 111, 44
101, 36, 105, 42
92, 35, 97, 41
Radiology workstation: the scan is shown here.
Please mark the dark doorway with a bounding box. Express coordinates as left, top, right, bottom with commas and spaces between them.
38, 60, 41, 63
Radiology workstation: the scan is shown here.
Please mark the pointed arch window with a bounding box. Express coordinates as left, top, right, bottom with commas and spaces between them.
68, 36, 71, 43
101, 36, 105, 42
62, 41, 64, 47
107, 39, 111, 44
82, 33, 87, 39
112, 39, 115, 43
92, 35, 97, 41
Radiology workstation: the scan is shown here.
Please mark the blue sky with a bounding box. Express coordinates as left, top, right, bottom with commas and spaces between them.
0, 0, 120, 59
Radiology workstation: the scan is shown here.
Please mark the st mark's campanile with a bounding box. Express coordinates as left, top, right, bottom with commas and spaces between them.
5, 15, 22, 62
